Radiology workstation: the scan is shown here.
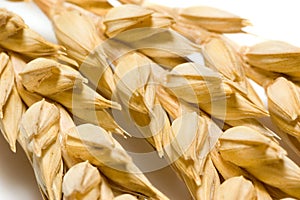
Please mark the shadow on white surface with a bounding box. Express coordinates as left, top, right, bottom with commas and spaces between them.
0, 134, 40, 200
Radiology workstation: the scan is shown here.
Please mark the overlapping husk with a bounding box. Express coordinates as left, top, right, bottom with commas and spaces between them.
20, 100, 63, 200
218, 126, 300, 198
176, 6, 250, 33
62, 161, 114, 200
216, 176, 256, 200
19, 58, 126, 135
64, 123, 169, 200
267, 77, 300, 139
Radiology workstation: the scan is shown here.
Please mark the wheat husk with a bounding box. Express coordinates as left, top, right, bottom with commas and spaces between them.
103, 4, 152, 23
267, 77, 300, 138
198, 87, 268, 120
244, 78, 265, 109
20, 58, 120, 110
163, 112, 221, 200
176, 6, 250, 33
145, 100, 171, 157
171, 22, 212, 44
112, 28, 201, 68
10, 53, 44, 107
113, 52, 171, 154
103, 4, 153, 37
49, 85, 121, 110
113, 194, 138, 200
0, 28, 62, 59
116, 55, 224, 200
65, 123, 169, 200
103, 5, 173, 38
211, 148, 272, 200
156, 85, 199, 119
9, 54, 42, 158
19, 58, 87, 95
63, 2, 105, 36
226, 118, 278, 139
0, 52, 14, 117
66, 0, 112, 16
20, 100, 63, 200
125, 91, 170, 157
244, 40, 300, 73
194, 157, 220, 200
213, 145, 287, 200
150, 12, 173, 28
202, 35, 247, 91
164, 62, 232, 104
173, 23, 249, 92
0, 8, 26, 41
55, 103, 81, 168
219, 126, 300, 198
31, 0, 64, 18
52, 10, 115, 98
0, 52, 27, 152
19, 58, 125, 135
172, 23, 248, 90
114, 52, 152, 113
51, 7, 108, 76
52, 10, 102, 62
33, 138, 63, 200
71, 108, 128, 136
125, 28, 201, 58
120, 0, 143, 4
20, 99, 60, 157
62, 161, 114, 200
150, 56, 186, 69
242, 62, 279, 88
0, 86, 26, 152
216, 176, 256, 200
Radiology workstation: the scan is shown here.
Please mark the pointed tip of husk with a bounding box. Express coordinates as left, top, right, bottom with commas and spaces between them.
157, 150, 164, 158
111, 101, 122, 110
10, 143, 17, 153
242, 19, 252, 27
114, 127, 131, 138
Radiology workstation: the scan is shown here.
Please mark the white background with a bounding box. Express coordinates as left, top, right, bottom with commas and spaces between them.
1, 0, 300, 199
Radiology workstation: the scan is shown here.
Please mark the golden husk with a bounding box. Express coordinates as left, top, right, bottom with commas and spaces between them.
244, 40, 300, 73
219, 126, 300, 198
62, 161, 114, 200
20, 100, 63, 200
0, 8, 26, 41
65, 124, 169, 200
216, 176, 256, 200
176, 6, 250, 33
267, 77, 300, 138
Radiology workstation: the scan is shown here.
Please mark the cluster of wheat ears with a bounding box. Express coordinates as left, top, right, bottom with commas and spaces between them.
1, 0, 300, 199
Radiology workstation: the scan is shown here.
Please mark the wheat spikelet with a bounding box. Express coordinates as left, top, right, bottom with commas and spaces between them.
64, 123, 169, 200
218, 126, 300, 198
62, 161, 114, 200
20, 100, 63, 200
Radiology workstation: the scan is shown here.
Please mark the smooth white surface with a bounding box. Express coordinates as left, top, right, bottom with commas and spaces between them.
1, 1, 300, 199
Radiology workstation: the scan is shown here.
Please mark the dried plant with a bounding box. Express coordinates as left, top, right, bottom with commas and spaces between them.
218, 126, 300, 198
20, 100, 63, 200
62, 161, 114, 200
2, 1, 300, 199
175, 6, 250, 33
216, 176, 256, 200
267, 77, 300, 140
64, 124, 168, 200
